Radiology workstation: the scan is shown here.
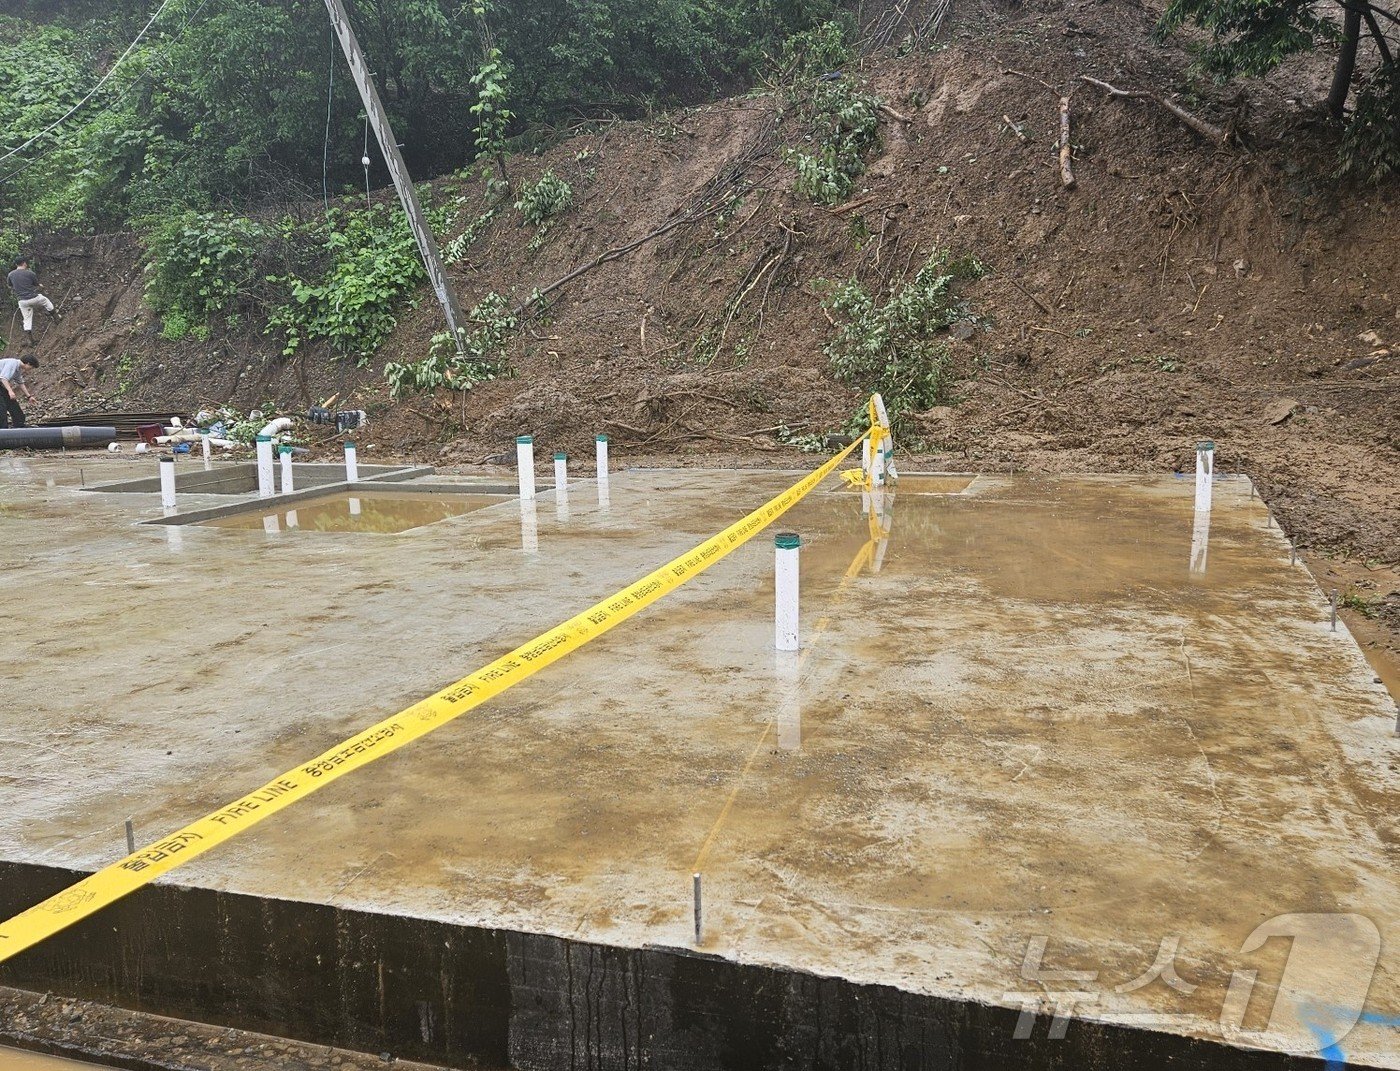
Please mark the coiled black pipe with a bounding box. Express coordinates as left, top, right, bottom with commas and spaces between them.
0, 426, 117, 449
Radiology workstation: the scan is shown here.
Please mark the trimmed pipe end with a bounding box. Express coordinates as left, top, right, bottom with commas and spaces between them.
775, 532, 802, 550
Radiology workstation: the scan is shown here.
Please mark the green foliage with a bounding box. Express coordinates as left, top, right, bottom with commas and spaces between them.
442, 208, 499, 263
777, 19, 852, 80
266, 205, 424, 363
1158, 0, 1399, 180
0, 0, 845, 230
787, 81, 883, 204
1156, 0, 1331, 78
820, 251, 985, 435
470, 45, 514, 174
514, 169, 574, 226
385, 292, 518, 397
144, 212, 268, 331
1340, 62, 1400, 182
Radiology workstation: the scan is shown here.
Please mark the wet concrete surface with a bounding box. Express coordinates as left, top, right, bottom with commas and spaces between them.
0, 1046, 111, 1069
0, 457, 1395, 1066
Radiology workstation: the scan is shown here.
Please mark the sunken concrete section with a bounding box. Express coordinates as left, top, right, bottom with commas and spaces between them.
0, 457, 1395, 1069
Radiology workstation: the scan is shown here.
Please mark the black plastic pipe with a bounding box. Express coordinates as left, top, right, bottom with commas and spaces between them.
0, 426, 117, 449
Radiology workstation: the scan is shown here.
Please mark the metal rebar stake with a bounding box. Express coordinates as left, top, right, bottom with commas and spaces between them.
1330, 589, 1339, 632
693, 872, 703, 945
124, 818, 135, 855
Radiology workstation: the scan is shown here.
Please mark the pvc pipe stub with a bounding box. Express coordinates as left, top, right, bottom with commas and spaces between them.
516, 435, 533, 445
1196, 440, 1215, 452
774, 532, 802, 550
596, 434, 608, 443
255, 435, 272, 443
554, 452, 567, 461
278, 445, 293, 455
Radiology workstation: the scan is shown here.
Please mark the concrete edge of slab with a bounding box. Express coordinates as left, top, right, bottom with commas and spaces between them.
0, 861, 1360, 1071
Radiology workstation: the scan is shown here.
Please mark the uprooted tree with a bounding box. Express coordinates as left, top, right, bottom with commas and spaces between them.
1158, 0, 1399, 179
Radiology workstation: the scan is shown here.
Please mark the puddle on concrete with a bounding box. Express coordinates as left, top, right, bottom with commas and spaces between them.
201, 491, 507, 533
0, 1048, 112, 1070
833, 474, 975, 495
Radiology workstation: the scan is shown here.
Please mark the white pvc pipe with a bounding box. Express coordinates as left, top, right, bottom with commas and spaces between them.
520, 499, 539, 554
279, 447, 294, 494
775, 532, 801, 651
200, 431, 211, 471
159, 455, 176, 510
861, 439, 872, 481
344, 441, 359, 483
596, 434, 609, 476
1190, 510, 1210, 575
258, 416, 294, 439
255, 436, 275, 498
517, 435, 536, 501
348, 496, 362, 517
554, 454, 570, 521
1195, 441, 1214, 513
597, 474, 611, 511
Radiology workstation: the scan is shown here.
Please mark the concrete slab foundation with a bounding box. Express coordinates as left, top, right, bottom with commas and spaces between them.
0, 457, 1394, 1069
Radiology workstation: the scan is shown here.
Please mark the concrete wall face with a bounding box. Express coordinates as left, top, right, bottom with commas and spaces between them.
0, 863, 1336, 1071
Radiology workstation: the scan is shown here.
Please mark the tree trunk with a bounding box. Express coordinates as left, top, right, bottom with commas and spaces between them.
1327, 4, 1362, 121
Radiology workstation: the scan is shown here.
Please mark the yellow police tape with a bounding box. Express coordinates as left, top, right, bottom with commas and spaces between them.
0, 428, 872, 965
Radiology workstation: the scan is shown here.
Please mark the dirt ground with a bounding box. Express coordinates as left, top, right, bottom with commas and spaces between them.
13, 0, 1399, 670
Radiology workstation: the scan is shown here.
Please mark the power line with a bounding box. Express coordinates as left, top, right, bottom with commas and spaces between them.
0, 0, 176, 166
322, 26, 335, 214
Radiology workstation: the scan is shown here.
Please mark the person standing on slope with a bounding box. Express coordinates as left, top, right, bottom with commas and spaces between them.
7, 257, 60, 348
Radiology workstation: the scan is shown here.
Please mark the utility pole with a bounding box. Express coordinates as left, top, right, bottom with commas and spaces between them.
322, 0, 467, 353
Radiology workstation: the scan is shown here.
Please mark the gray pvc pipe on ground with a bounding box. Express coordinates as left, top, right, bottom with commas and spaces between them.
0, 426, 117, 450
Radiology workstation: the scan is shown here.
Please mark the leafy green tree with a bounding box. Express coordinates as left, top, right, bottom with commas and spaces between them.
1158, 0, 1399, 179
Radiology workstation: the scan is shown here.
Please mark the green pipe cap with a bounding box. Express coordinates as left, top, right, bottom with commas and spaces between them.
1197, 440, 1215, 451
774, 532, 802, 550
554, 452, 567, 460
516, 435, 533, 444
255, 434, 272, 443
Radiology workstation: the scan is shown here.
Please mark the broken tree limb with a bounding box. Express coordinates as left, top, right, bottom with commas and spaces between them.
1058, 96, 1076, 188
878, 103, 914, 124
1078, 75, 1229, 145
516, 204, 725, 317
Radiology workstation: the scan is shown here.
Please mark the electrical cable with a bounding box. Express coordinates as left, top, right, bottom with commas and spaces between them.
363, 113, 372, 208
0, 0, 214, 186
322, 26, 335, 214
0, 0, 176, 166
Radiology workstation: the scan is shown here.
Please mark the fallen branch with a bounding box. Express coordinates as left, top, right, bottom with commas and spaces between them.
1058, 95, 1076, 188
879, 103, 913, 124
1078, 75, 1229, 145
516, 203, 724, 317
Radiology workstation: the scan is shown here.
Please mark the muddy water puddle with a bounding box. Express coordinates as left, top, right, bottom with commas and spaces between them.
202, 491, 508, 534
831, 474, 975, 495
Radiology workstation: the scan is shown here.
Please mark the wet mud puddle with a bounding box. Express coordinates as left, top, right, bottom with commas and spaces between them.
201, 491, 508, 534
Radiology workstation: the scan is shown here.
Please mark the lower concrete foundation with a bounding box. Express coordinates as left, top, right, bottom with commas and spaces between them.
0, 862, 1336, 1070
